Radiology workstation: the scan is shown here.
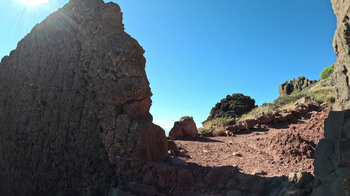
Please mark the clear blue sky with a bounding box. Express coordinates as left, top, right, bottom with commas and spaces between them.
0, 0, 337, 132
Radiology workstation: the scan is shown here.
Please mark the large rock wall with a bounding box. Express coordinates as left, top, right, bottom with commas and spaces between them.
0, 0, 168, 195
312, 1, 350, 195
332, 0, 350, 110
313, 110, 350, 196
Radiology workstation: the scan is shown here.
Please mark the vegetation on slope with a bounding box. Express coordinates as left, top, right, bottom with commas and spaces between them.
320, 64, 334, 80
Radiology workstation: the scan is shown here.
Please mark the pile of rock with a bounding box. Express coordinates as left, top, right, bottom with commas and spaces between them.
205, 93, 256, 122
269, 130, 315, 160
279, 76, 317, 96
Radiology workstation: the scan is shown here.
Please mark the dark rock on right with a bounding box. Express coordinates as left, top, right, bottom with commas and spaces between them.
311, 0, 350, 195
279, 76, 317, 96
313, 110, 350, 196
332, 0, 350, 110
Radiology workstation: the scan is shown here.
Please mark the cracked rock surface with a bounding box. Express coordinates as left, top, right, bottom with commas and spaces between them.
0, 0, 167, 195
332, 0, 350, 110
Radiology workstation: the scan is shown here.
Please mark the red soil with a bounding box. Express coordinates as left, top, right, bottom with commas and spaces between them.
174, 107, 330, 177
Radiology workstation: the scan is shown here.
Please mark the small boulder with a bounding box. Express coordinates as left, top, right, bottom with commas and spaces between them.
232, 152, 242, 157
251, 168, 266, 176
169, 116, 198, 139
226, 123, 246, 133
241, 119, 258, 129
257, 112, 276, 124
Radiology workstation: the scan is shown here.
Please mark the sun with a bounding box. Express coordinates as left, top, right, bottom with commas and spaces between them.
20, 0, 49, 6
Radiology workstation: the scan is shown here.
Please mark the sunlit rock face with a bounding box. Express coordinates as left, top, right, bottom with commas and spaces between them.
332, 0, 350, 110
0, 0, 168, 195
312, 1, 350, 195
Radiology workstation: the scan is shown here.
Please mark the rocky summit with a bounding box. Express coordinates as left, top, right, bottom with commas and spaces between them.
0, 0, 168, 195
279, 76, 317, 96
206, 93, 256, 122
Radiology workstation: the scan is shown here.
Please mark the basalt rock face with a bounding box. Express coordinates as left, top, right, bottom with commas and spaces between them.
332, 0, 350, 110
278, 76, 317, 96
312, 110, 350, 196
206, 93, 256, 122
311, 1, 350, 195
0, 0, 168, 195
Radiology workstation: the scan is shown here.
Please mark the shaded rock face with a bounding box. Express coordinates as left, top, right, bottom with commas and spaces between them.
0, 0, 167, 195
278, 76, 317, 96
169, 116, 198, 139
206, 93, 256, 121
332, 0, 350, 110
312, 110, 350, 196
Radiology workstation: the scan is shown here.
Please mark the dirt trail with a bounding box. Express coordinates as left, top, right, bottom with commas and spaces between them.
174, 108, 330, 177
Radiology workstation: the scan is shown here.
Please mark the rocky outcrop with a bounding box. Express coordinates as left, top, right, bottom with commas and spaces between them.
312, 110, 350, 196
0, 0, 168, 195
206, 93, 256, 121
332, 0, 350, 110
311, 1, 350, 195
279, 76, 317, 96
169, 116, 198, 139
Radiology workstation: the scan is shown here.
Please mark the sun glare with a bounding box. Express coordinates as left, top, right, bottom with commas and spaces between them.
20, 0, 49, 6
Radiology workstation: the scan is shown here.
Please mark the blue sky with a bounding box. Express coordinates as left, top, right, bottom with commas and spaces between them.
0, 0, 337, 132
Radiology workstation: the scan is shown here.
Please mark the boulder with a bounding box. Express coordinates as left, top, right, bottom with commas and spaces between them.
205, 93, 256, 121
169, 116, 198, 139
313, 110, 350, 196
0, 0, 168, 195
226, 123, 246, 133
279, 76, 317, 96
241, 119, 258, 129
256, 112, 276, 124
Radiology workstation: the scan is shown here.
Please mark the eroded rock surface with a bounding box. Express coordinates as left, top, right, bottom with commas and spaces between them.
169, 116, 198, 139
278, 76, 317, 96
0, 0, 168, 195
332, 0, 350, 110
205, 93, 256, 122
311, 1, 350, 195
312, 110, 350, 196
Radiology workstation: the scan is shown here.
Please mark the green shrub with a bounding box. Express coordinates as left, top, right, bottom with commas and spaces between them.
239, 103, 278, 121
202, 117, 235, 129
198, 128, 211, 136
321, 64, 335, 80
273, 91, 308, 106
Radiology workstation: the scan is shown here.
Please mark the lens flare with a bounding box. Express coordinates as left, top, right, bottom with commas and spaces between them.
20, 0, 49, 6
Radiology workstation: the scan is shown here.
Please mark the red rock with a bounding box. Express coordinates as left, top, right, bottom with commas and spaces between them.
169, 116, 198, 139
